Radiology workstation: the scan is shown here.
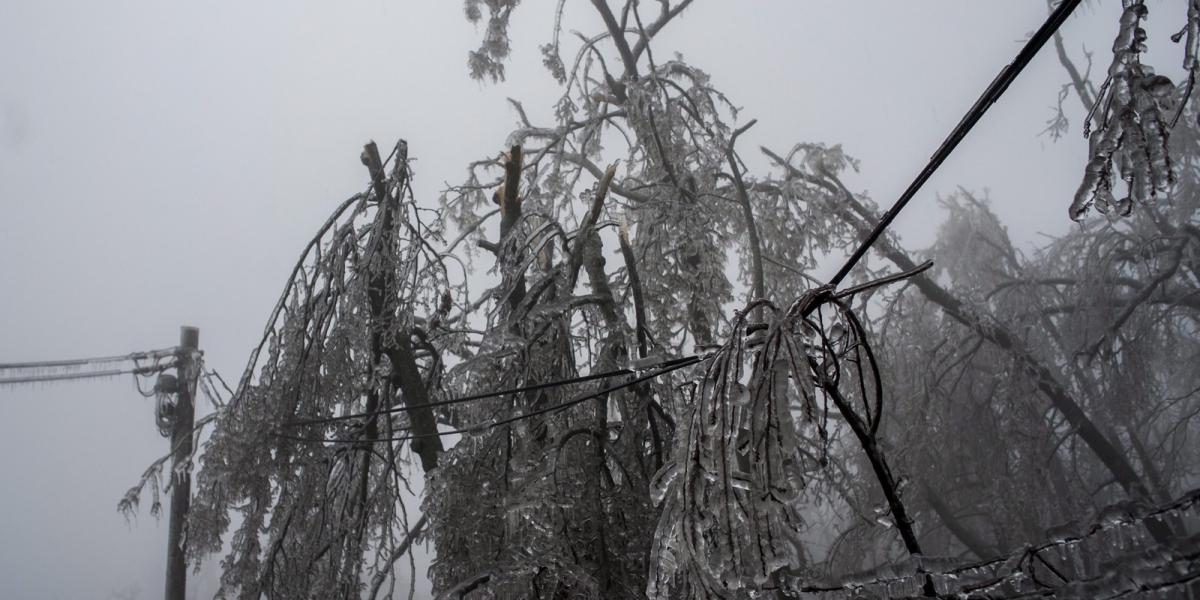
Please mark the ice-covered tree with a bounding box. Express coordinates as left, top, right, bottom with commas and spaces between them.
170, 2, 1200, 599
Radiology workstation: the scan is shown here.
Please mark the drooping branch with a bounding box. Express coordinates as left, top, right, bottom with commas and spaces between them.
590, 0, 640, 79
726, 119, 766, 313
629, 0, 696, 65
618, 223, 649, 360
566, 162, 618, 289
1051, 29, 1097, 112
809, 297, 937, 597
367, 514, 428, 600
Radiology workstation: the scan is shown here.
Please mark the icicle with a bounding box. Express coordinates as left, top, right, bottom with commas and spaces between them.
1181, 1, 1200, 70
1070, 156, 1110, 220
1070, 1, 1185, 220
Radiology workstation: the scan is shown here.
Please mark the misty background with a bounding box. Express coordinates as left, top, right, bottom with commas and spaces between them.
0, 2, 1184, 598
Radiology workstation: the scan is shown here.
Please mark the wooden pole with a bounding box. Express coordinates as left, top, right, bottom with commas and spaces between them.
164, 326, 198, 600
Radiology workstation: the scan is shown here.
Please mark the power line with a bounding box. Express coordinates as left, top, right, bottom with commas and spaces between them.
827, 0, 1082, 288
274, 352, 704, 444
0, 347, 180, 387
0, 363, 175, 386
0, 346, 178, 371
283, 353, 705, 427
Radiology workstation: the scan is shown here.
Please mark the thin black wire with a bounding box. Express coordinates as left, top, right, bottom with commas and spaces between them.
273, 353, 704, 444
827, 0, 1082, 288
283, 354, 704, 427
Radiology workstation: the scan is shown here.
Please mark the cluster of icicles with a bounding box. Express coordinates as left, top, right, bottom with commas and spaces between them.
1070, 0, 1200, 220
646, 297, 823, 599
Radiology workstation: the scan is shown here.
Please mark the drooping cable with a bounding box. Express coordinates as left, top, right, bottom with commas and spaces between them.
283, 353, 704, 427
0, 363, 174, 386
0, 346, 178, 371
274, 352, 704, 444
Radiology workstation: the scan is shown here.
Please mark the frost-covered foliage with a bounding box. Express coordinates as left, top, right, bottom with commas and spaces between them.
182, 2, 1200, 599
752, 66, 1200, 592
1070, 0, 1200, 219
464, 0, 521, 82
448, 0, 1200, 595
884, 76, 1200, 564
439, 2, 908, 592
187, 145, 457, 599
856, 184, 1200, 577
646, 285, 917, 598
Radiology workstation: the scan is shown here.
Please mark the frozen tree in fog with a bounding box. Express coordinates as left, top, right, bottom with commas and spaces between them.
169, 2, 1200, 598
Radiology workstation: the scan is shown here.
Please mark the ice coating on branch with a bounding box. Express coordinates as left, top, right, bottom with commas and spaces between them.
1071, 1, 1188, 221
1182, 1, 1200, 70
647, 308, 817, 599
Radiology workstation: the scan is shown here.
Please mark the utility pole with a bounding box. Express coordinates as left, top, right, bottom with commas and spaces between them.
164, 326, 198, 600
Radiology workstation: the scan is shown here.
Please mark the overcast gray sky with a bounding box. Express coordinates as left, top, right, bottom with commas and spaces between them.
0, 2, 1187, 598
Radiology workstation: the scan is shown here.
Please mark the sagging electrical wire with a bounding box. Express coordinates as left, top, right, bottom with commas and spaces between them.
0, 363, 176, 386
282, 353, 705, 428
272, 351, 706, 445
0, 346, 178, 372
0, 346, 180, 387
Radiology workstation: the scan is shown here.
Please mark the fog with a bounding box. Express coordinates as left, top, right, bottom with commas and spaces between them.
0, 2, 1184, 598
